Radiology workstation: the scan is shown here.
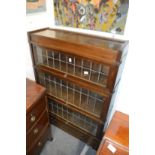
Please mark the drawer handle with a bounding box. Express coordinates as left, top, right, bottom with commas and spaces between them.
38, 141, 42, 146
33, 128, 39, 134
30, 115, 36, 122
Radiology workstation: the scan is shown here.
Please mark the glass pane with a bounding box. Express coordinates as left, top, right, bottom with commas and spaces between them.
43, 56, 47, 65
68, 88, 74, 103
81, 94, 87, 109
88, 97, 96, 113
50, 81, 56, 96
53, 104, 57, 114
48, 57, 53, 67
83, 60, 90, 69
75, 66, 82, 77
75, 58, 82, 66
63, 107, 67, 119
54, 59, 60, 69
92, 62, 100, 72
67, 63, 74, 74
60, 53, 66, 62
101, 65, 109, 75
74, 91, 80, 107
90, 71, 98, 83
48, 51, 54, 58
61, 61, 66, 72
62, 85, 67, 101
54, 51, 59, 59
94, 100, 103, 116
58, 104, 62, 117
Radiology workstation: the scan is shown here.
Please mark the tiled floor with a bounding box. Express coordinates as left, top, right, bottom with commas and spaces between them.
40, 125, 96, 155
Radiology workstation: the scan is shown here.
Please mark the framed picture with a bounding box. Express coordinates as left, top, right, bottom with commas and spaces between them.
53, 0, 129, 35
26, 0, 46, 14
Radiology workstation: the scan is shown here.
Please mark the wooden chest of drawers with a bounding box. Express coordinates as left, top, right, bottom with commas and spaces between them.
26, 79, 52, 155
28, 28, 128, 149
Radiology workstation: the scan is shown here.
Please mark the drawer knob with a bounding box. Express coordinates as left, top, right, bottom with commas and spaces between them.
33, 128, 39, 134
38, 142, 42, 146
30, 115, 36, 122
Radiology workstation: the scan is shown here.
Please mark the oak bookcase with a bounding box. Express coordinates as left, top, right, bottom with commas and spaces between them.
28, 28, 128, 149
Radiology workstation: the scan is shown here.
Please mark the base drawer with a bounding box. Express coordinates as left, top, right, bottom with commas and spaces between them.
27, 112, 48, 149
27, 126, 51, 155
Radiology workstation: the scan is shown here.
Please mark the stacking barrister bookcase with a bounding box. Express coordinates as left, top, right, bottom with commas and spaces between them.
28, 28, 128, 150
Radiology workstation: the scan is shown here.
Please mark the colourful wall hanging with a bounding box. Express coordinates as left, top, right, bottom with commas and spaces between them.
54, 0, 129, 35
26, 0, 46, 14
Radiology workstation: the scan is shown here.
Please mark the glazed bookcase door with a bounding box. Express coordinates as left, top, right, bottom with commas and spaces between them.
48, 98, 99, 136
37, 71, 106, 119
32, 45, 110, 89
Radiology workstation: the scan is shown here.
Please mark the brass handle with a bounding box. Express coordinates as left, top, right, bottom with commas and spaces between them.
33, 128, 39, 134
38, 141, 42, 146
30, 114, 36, 122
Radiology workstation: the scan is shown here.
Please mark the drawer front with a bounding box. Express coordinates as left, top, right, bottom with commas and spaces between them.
97, 140, 129, 155
26, 96, 46, 131
33, 45, 110, 89
27, 126, 51, 155
27, 112, 48, 149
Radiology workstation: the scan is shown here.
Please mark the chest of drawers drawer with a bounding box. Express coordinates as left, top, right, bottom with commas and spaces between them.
27, 112, 49, 149
27, 127, 51, 155
26, 95, 46, 132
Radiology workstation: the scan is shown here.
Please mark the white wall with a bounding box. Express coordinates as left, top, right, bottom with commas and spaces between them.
26, 0, 129, 116
26, 0, 54, 80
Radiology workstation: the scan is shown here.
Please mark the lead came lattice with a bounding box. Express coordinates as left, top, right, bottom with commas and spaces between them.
48, 99, 98, 136
34, 45, 110, 88
38, 71, 105, 117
